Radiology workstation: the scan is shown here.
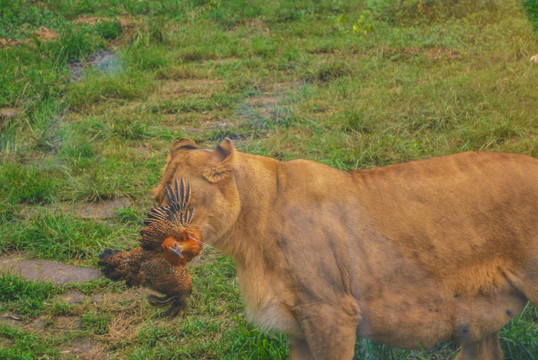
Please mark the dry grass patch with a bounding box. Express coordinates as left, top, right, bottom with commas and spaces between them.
105, 311, 144, 345
53, 316, 82, 333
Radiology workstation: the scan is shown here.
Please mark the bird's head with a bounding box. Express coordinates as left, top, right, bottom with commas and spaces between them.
162, 236, 185, 265
162, 237, 183, 256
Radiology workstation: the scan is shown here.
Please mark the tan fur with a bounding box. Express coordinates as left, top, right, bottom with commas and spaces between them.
154, 138, 538, 360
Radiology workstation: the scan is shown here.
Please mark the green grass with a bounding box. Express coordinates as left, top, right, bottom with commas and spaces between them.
0, 274, 59, 316
0, 0, 536, 358
0, 162, 57, 204
0, 325, 59, 360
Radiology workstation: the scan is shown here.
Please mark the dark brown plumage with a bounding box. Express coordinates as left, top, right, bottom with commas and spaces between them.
98, 179, 203, 318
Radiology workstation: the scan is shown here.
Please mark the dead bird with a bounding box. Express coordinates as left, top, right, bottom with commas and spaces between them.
98, 179, 203, 317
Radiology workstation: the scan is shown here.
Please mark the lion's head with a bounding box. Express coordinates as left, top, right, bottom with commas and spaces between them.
152, 138, 241, 247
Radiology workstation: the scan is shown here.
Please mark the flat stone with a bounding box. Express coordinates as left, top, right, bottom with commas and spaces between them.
62, 291, 85, 304
58, 338, 107, 360
59, 338, 92, 354
0, 256, 101, 285
66, 197, 131, 219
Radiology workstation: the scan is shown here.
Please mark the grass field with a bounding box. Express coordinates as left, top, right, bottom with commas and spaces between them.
1, 0, 537, 358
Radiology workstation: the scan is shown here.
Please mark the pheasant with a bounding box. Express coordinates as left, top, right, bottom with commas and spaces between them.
98, 179, 203, 317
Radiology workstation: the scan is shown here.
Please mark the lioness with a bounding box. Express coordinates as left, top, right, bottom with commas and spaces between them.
153, 138, 538, 360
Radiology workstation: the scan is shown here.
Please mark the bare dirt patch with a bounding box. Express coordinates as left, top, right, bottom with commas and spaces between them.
33, 26, 57, 40
0, 38, 22, 47
0, 255, 101, 285
0, 107, 21, 119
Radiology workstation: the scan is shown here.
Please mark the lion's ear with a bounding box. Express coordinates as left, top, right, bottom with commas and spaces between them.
202, 138, 235, 183
170, 138, 197, 157
215, 138, 234, 160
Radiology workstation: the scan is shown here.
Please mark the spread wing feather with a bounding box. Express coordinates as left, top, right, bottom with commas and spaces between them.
141, 178, 195, 250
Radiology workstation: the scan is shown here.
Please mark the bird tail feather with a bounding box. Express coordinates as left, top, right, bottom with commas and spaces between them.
147, 293, 189, 318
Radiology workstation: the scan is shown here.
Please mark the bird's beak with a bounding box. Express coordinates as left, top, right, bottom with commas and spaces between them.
169, 242, 183, 258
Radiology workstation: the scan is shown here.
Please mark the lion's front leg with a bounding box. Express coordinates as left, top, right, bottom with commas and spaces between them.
292, 298, 360, 360
289, 336, 314, 360
456, 331, 503, 360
